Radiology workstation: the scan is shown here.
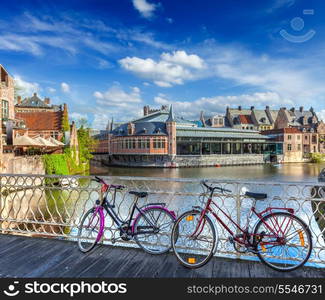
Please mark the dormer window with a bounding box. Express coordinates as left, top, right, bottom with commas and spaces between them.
260, 117, 266, 123
143, 127, 147, 134
127, 122, 135, 135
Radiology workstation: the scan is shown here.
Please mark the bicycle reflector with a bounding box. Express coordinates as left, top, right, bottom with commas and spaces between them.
260, 243, 266, 252
188, 257, 196, 264
298, 230, 305, 246
186, 215, 194, 221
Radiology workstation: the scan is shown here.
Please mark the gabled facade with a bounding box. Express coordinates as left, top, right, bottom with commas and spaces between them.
15, 93, 68, 142
226, 106, 277, 131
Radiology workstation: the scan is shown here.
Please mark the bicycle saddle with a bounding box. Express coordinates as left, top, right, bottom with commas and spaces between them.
245, 191, 267, 200
129, 191, 148, 198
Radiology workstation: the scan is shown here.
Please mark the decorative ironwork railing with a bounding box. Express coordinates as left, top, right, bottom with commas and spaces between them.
0, 174, 324, 266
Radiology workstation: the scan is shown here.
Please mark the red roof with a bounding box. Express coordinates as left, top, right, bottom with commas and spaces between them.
238, 115, 254, 124
16, 111, 63, 131
262, 128, 302, 135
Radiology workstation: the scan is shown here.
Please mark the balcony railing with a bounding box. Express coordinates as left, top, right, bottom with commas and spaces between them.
0, 174, 324, 266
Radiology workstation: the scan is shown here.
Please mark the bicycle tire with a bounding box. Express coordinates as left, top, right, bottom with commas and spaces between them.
77, 207, 101, 253
171, 210, 216, 269
133, 207, 176, 255
254, 212, 312, 272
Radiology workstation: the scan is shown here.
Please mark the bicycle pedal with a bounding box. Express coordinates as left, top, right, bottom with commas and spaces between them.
111, 238, 116, 244
228, 236, 234, 244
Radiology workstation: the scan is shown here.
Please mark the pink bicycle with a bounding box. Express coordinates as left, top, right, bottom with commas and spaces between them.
77, 176, 176, 254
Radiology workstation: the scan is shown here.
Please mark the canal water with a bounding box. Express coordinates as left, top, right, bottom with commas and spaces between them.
90, 162, 325, 183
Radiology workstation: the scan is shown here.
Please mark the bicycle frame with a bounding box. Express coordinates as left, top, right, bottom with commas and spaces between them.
93, 187, 175, 243
194, 189, 295, 247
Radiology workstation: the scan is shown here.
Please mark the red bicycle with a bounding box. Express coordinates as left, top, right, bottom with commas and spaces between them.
171, 180, 312, 272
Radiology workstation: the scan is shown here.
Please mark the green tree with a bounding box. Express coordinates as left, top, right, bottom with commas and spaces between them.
77, 123, 98, 164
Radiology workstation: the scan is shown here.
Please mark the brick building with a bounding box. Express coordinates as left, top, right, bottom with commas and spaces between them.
0, 64, 15, 166
226, 106, 277, 131
15, 93, 68, 141
96, 105, 276, 167
274, 107, 320, 156
262, 128, 303, 163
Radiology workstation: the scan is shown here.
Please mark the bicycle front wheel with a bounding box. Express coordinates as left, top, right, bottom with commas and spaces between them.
171, 210, 216, 269
77, 207, 102, 253
254, 212, 312, 272
133, 207, 176, 254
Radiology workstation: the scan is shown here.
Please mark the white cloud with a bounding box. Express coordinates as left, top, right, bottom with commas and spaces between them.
154, 91, 294, 119
70, 112, 88, 121
132, 0, 158, 19
61, 82, 70, 93
119, 50, 205, 87
93, 85, 142, 104
318, 110, 325, 122
89, 85, 144, 128
267, 0, 295, 12
92, 113, 110, 130
47, 87, 56, 93
161, 50, 205, 69
14, 75, 40, 97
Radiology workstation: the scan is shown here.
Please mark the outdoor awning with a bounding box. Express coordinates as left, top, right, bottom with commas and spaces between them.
47, 137, 65, 146
34, 137, 58, 147
13, 135, 42, 146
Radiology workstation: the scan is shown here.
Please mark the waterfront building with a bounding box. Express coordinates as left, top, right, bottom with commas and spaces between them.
15, 93, 68, 141
0, 64, 15, 166
95, 105, 278, 167
226, 106, 277, 131
317, 121, 325, 154
274, 107, 320, 156
262, 128, 303, 163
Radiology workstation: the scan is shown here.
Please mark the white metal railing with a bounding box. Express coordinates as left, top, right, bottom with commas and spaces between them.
0, 174, 324, 266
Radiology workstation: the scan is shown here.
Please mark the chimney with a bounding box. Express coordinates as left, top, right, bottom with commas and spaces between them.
310, 107, 314, 113
266, 106, 270, 111
17, 95, 22, 104
44, 97, 50, 105
290, 107, 295, 113
250, 106, 255, 110
143, 105, 149, 116
238, 106, 242, 111
33, 92, 37, 97
299, 106, 304, 112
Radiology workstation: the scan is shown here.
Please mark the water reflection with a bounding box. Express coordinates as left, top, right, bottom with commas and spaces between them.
91, 162, 325, 183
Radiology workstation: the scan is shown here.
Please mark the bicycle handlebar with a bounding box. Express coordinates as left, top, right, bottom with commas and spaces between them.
201, 180, 231, 194
92, 176, 125, 190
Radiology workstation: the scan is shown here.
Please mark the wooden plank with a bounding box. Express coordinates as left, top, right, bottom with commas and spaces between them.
0, 235, 324, 278
99, 247, 141, 277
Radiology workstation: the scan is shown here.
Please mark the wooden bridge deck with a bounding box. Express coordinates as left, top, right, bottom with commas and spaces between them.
0, 234, 324, 278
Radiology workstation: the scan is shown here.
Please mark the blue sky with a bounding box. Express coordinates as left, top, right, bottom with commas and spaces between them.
1, 0, 325, 128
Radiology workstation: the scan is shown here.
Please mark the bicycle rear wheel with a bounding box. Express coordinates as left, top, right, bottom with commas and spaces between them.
171, 210, 216, 269
254, 212, 312, 272
133, 207, 176, 254
77, 207, 102, 253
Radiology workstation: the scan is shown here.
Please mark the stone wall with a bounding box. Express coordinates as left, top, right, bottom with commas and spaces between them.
173, 154, 265, 167
100, 153, 265, 168
0, 154, 45, 174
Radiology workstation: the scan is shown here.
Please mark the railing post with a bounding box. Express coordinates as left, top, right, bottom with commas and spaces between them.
236, 183, 241, 259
